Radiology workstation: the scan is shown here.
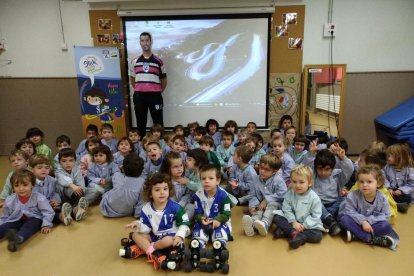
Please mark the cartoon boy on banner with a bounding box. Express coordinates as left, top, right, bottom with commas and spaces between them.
77, 52, 123, 123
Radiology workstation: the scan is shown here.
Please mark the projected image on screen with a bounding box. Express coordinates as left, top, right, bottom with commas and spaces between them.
125, 16, 269, 128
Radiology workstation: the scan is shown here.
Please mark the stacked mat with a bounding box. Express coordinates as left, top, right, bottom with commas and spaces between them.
375, 96, 414, 153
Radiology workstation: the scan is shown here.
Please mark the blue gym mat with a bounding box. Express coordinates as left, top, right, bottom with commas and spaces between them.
375, 96, 414, 130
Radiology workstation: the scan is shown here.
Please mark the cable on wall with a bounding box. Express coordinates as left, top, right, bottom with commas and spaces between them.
58, 0, 68, 50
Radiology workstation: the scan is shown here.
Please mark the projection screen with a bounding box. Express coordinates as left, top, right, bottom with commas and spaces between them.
124, 15, 270, 129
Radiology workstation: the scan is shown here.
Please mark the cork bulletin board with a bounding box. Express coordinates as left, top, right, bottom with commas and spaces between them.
270, 5, 305, 74
268, 5, 305, 129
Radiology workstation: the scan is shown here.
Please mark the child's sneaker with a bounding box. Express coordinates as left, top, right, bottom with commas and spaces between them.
273, 228, 285, 239
289, 233, 306, 249
241, 215, 255, 237
253, 220, 268, 236
60, 202, 73, 226
369, 235, 394, 248
329, 222, 342, 236
75, 197, 88, 221
346, 230, 356, 242
396, 202, 409, 213
5, 229, 23, 252
147, 252, 176, 270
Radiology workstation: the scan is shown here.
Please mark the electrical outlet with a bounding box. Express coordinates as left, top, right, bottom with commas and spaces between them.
323, 23, 336, 37
61, 42, 68, 51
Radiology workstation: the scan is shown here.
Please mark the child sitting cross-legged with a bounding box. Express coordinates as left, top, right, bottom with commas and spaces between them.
242, 154, 287, 237
339, 165, 399, 249
124, 173, 190, 270
273, 164, 325, 249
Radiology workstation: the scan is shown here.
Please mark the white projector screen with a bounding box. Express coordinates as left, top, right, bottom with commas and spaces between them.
124, 15, 270, 129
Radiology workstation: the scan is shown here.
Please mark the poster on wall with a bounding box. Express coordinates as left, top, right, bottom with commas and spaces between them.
74, 46, 125, 139
268, 73, 301, 129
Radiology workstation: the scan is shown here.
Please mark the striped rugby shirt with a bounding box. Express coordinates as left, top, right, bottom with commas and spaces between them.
129, 54, 166, 93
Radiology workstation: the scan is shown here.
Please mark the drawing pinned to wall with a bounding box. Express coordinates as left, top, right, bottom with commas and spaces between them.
97, 34, 111, 45
288, 38, 303, 50
98, 19, 112, 30
268, 73, 301, 129
112, 34, 124, 45
283, 13, 297, 25
276, 25, 289, 37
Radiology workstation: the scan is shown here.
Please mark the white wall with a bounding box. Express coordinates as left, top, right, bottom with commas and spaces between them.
0, 0, 91, 77
278, 0, 414, 72
1, 0, 413, 77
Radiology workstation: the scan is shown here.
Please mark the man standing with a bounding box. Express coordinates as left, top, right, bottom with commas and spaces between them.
129, 32, 167, 136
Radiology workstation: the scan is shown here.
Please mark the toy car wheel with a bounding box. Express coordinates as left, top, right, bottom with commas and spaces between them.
190, 239, 200, 249
200, 262, 215, 273
221, 263, 230, 274
184, 262, 192, 273
212, 240, 222, 250
220, 250, 229, 261
120, 238, 129, 246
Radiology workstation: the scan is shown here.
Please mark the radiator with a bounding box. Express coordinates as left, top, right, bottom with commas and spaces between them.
315, 94, 340, 114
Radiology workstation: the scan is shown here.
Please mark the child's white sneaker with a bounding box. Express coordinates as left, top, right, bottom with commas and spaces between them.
253, 220, 268, 236
60, 202, 73, 226
75, 197, 88, 221
242, 215, 255, 237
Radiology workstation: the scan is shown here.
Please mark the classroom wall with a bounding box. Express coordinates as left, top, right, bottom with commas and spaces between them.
0, 0, 413, 155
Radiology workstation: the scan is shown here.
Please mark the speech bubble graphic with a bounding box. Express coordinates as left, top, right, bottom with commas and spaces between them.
79, 55, 104, 86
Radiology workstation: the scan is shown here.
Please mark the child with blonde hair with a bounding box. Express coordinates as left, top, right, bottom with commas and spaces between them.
339, 165, 399, 249
384, 143, 414, 213
234, 129, 249, 147
273, 164, 325, 249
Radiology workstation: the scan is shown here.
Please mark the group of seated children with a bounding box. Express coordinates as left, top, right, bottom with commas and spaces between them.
0, 116, 412, 262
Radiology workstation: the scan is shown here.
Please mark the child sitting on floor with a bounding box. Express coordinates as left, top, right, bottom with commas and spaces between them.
0, 150, 29, 208
100, 153, 146, 218
242, 154, 287, 237
273, 164, 325, 249
0, 169, 54, 252
29, 155, 72, 226
124, 173, 190, 270
384, 143, 414, 213
339, 165, 399, 249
